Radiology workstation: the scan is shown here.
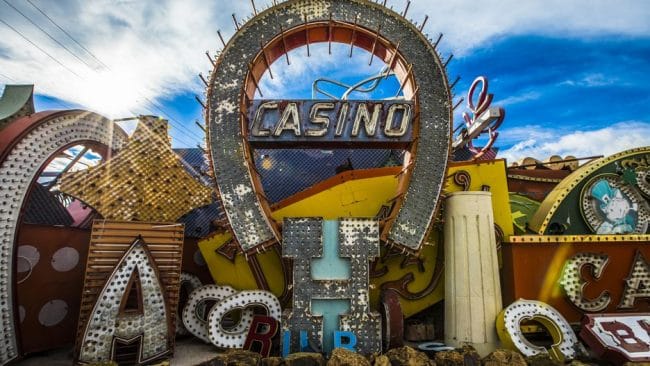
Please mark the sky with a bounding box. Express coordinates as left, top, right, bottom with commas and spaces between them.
0, 0, 649, 163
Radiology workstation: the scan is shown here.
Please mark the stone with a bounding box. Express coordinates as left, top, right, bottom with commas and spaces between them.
433, 350, 463, 366
384, 346, 435, 366
327, 348, 371, 366
459, 345, 480, 365
198, 349, 262, 366
569, 361, 597, 366
284, 352, 325, 366
372, 355, 390, 366
482, 349, 526, 366
263, 357, 284, 366
525, 354, 562, 366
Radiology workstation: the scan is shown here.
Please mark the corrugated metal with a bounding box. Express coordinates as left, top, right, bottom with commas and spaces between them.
75, 220, 184, 362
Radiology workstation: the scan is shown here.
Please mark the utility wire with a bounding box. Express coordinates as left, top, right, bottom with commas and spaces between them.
0, 5, 203, 146
20, 0, 205, 142
25, 0, 108, 69
1, 15, 199, 147
0, 17, 82, 78
0, 72, 17, 82
3, 0, 98, 71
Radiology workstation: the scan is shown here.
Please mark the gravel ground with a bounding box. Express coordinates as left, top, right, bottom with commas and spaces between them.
14, 337, 219, 366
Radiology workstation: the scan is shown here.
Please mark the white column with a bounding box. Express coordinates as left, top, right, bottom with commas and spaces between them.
444, 191, 502, 356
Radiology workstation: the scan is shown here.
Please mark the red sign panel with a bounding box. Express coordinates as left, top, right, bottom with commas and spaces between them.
580, 313, 650, 364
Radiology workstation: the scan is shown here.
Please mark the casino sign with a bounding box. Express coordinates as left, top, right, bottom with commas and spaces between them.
206, 0, 452, 256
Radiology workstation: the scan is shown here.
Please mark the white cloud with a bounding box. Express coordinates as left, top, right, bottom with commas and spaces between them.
498, 121, 650, 163
559, 73, 619, 88
0, 0, 250, 117
0, 0, 648, 119
494, 91, 541, 106
403, 0, 650, 55
259, 43, 387, 99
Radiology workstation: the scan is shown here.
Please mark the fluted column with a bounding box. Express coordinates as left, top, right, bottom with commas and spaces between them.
444, 191, 502, 356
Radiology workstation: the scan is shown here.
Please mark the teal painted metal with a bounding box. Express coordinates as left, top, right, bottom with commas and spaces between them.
311, 220, 350, 280
282, 218, 381, 355
0, 85, 34, 124
311, 299, 351, 353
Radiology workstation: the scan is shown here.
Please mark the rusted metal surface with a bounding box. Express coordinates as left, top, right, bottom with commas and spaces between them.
74, 220, 184, 364
247, 100, 414, 148
451, 170, 471, 191
379, 290, 404, 350
15, 224, 90, 355
207, 0, 451, 255
507, 168, 570, 202
0, 110, 126, 364
501, 237, 650, 323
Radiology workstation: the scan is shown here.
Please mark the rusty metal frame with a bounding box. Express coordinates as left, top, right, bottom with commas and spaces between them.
0, 111, 126, 364
206, 0, 451, 255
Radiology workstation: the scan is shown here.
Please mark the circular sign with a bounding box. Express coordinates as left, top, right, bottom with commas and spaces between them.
207, 0, 451, 254
580, 174, 650, 234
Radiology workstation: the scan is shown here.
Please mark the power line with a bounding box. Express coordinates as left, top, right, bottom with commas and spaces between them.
25, 0, 108, 69
2, 0, 98, 72
0, 20, 198, 146
22, 0, 205, 142
0, 72, 16, 82
1, 2, 204, 145
0, 17, 82, 78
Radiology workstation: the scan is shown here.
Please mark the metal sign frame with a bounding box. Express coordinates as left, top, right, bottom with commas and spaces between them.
206, 0, 452, 255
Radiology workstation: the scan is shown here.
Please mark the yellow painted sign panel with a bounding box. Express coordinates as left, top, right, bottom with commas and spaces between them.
199, 160, 514, 318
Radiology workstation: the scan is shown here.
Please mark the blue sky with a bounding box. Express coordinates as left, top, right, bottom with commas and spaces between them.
1, 0, 649, 162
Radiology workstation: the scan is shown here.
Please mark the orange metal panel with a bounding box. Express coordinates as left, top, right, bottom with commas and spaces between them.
501, 237, 649, 323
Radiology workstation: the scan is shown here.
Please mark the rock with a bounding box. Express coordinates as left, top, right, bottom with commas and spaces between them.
433, 349, 463, 366
284, 352, 325, 366
197, 349, 262, 366
263, 357, 284, 366
569, 361, 597, 366
372, 355, 390, 366
459, 345, 480, 365
327, 348, 370, 366
482, 349, 526, 366
525, 354, 562, 366
384, 346, 435, 366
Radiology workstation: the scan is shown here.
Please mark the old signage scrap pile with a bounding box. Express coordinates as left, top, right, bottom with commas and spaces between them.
0, 0, 647, 365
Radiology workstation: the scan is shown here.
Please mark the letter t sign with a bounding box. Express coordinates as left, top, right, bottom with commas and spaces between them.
282, 218, 382, 354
